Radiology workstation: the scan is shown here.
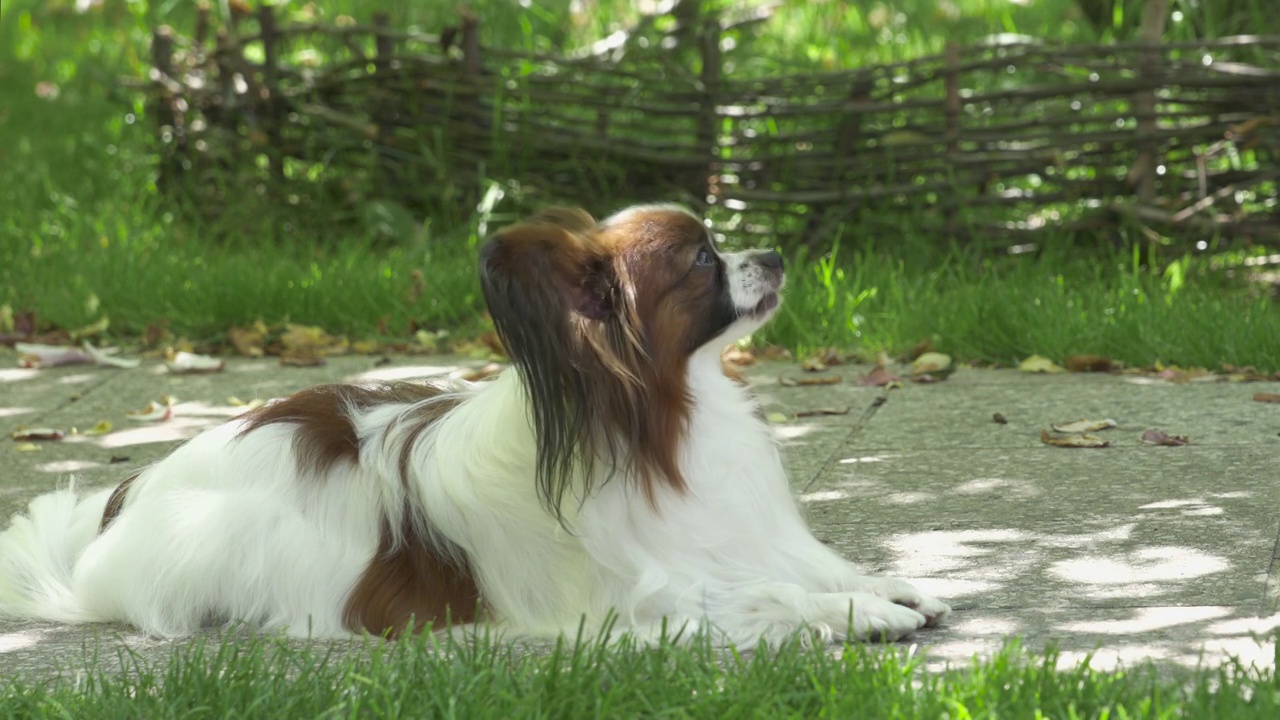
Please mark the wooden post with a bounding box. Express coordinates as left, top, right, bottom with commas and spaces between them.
195, 1, 211, 47
460, 8, 481, 77
1128, 0, 1170, 204
150, 26, 182, 192
943, 42, 963, 235
374, 12, 393, 71
695, 16, 721, 204
372, 12, 403, 192
257, 4, 283, 182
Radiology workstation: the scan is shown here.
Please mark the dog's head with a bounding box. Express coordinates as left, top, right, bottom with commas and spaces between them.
479, 204, 785, 515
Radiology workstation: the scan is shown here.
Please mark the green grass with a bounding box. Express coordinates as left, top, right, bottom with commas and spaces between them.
1, 0, 1278, 369
4, 629, 1278, 718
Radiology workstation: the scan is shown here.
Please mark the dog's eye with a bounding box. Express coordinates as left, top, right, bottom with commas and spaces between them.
695, 248, 714, 266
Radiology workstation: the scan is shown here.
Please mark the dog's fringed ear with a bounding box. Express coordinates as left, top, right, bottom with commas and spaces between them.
481, 208, 613, 323
479, 208, 615, 517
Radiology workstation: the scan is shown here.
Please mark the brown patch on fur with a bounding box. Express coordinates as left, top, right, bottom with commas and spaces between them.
342, 512, 481, 638
236, 382, 449, 478
99, 471, 141, 533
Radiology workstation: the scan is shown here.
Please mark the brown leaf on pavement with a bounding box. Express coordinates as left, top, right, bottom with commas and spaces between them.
1254, 392, 1280, 403
757, 346, 793, 361
1019, 355, 1065, 373
993, 412, 1008, 425
9, 428, 66, 441
1065, 354, 1113, 373
281, 324, 349, 357
1141, 429, 1190, 446
1040, 430, 1110, 448
1051, 418, 1117, 433
228, 321, 268, 357
909, 352, 953, 380
855, 367, 901, 387
780, 375, 842, 387
279, 352, 326, 367
165, 350, 226, 374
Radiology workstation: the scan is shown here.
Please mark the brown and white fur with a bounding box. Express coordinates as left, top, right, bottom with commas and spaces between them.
0, 204, 950, 645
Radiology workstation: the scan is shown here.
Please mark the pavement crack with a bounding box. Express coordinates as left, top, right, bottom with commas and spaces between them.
800, 389, 892, 494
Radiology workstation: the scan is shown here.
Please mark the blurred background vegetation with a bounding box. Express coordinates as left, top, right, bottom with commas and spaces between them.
1, 0, 1278, 369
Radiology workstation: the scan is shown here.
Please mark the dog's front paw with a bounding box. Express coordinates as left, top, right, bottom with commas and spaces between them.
850, 576, 951, 627
840, 592, 927, 642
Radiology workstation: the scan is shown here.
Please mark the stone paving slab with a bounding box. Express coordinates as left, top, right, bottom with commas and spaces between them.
0, 351, 1278, 679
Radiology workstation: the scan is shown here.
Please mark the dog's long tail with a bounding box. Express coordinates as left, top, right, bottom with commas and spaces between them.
0, 483, 111, 622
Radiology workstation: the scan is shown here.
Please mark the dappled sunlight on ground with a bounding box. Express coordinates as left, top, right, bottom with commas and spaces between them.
0, 369, 39, 383
77, 417, 218, 449
1060, 606, 1230, 634
1051, 547, 1229, 587
34, 460, 105, 474
922, 607, 1280, 672
880, 525, 1232, 605
839, 454, 896, 465
771, 424, 819, 442
0, 630, 45, 654
0, 407, 35, 418
55, 372, 99, 386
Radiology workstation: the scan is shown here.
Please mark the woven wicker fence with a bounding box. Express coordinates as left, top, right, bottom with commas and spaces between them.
145, 5, 1280, 247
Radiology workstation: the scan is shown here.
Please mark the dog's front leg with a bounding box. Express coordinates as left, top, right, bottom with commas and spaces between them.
701, 581, 930, 646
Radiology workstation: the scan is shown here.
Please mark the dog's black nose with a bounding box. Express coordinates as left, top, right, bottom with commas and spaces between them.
758, 251, 785, 271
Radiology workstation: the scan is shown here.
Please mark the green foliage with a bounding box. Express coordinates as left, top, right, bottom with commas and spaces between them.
2, 0, 1277, 370
4, 629, 1279, 718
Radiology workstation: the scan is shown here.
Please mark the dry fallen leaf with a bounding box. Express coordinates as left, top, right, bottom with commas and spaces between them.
15, 343, 94, 368
165, 351, 226, 374
795, 407, 851, 418
721, 347, 756, 366
1040, 430, 1110, 448
82, 420, 113, 436
281, 323, 349, 357
1019, 355, 1065, 374
10, 427, 66, 441
227, 396, 267, 412
855, 367, 902, 387
780, 375, 842, 387
127, 398, 175, 422
1051, 418, 1117, 433
70, 315, 109, 340
81, 342, 141, 369
228, 321, 268, 358
757, 346, 793, 361
910, 352, 952, 377
1141, 429, 1190, 446
1155, 365, 1214, 383
1065, 354, 1113, 373
800, 356, 827, 372
1255, 393, 1280, 404
993, 412, 1008, 425
279, 352, 326, 367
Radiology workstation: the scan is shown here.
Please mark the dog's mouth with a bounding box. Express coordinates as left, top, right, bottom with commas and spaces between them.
746, 291, 780, 319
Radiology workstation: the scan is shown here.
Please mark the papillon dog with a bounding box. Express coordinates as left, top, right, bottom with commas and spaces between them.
0, 204, 949, 645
